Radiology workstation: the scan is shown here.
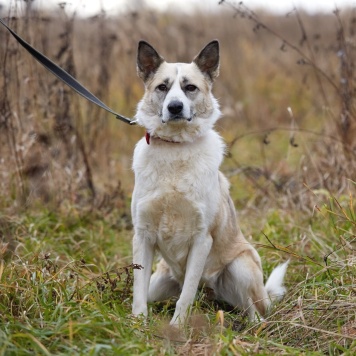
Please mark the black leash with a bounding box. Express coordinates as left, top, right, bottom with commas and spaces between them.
0, 17, 136, 126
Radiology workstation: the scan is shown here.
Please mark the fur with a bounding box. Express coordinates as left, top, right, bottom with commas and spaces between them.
131, 40, 288, 325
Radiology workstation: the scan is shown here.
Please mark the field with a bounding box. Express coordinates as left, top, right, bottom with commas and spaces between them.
0, 0, 355, 354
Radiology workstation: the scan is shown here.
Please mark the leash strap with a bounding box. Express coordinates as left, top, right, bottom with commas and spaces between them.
0, 17, 136, 125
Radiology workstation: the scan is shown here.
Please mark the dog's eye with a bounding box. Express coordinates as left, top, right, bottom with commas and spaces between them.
185, 84, 197, 92
157, 84, 168, 91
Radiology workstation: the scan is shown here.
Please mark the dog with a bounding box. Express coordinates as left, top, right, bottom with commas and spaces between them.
131, 40, 288, 326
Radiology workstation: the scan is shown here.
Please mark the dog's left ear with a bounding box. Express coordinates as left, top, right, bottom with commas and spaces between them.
193, 40, 220, 81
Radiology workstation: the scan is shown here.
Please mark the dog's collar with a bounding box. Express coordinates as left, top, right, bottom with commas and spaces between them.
145, 132, 181, 145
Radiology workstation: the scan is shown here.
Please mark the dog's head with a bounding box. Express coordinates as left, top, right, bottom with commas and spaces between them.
135, 40, 221, 143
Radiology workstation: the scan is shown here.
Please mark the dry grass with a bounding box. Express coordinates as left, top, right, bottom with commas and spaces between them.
0, 1, 355, 354
1, 2, 355, 211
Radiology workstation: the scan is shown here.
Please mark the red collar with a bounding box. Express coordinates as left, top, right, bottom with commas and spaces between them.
145, 132, 181, 145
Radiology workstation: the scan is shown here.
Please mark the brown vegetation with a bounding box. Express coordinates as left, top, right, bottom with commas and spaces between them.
0, 2, 355, 212
0, 2, 355, 354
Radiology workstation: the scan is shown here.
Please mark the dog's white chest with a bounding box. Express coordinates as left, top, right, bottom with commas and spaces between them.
131, 132, 225, 276
153, 191, 204, 275
133, 141, 215, 231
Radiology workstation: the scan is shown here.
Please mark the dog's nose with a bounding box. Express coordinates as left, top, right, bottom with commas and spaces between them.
168, 100, 183, 115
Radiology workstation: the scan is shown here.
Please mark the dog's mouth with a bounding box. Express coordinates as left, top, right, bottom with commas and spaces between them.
160, 113, 195, 124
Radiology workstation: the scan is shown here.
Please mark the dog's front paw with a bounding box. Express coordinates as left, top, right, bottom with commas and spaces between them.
170, 311, 187, 327
169, 317, 181, 327
132, 304, 148, 318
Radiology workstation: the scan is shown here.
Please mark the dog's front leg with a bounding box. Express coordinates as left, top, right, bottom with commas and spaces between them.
132, 230, 155, 317
170, 233, 213, 326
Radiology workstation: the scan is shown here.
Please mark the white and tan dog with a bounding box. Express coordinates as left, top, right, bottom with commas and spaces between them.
131, 40, 288, 325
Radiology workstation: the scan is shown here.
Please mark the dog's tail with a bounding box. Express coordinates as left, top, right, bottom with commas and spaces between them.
265, 260, 289, 303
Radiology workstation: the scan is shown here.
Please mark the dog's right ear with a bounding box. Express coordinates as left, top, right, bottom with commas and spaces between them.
137, 41, 164, 82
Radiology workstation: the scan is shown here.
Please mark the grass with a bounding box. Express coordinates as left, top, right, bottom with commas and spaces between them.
0, 188, 354, 355
1, 1, 356, 354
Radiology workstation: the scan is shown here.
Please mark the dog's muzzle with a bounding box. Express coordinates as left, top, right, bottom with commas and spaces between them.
164, 100, 192, 122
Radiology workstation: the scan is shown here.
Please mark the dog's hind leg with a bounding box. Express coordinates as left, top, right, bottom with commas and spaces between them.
148, 259, 180, 302
148, 258, 181, 302
215, 250, 270, 321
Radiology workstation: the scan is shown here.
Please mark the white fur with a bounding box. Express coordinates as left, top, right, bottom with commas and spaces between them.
131, 41, 288, 326
265, 260, 290, 302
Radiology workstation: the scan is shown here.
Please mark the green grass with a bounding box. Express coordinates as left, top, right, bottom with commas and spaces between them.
0, 190, 354, 355
0, 7, 355, 354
